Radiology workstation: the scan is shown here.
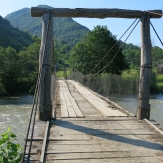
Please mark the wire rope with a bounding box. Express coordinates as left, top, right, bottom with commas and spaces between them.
93, 19, 140, 77
150, 21, 163, 46
89, 19, 138, 74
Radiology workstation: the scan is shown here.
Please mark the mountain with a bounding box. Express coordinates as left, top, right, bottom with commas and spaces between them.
5, 5, 90, 46
0, 15, 33, 50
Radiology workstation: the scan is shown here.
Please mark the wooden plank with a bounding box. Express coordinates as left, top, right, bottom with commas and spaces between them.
45, 150, 163, 160
61, 80, 84, 117
68, 80, 127, 117
60, 92, 69, 118
40, 121, 49, 163
45, 157, 163, 163
59, 80, 84, 118
63, 90, 76, 117
70, 99, 84, 117
50, 128, 154, 135
144, 119, 163, 135
31, 7, 162, 18
60, 116, 135, 121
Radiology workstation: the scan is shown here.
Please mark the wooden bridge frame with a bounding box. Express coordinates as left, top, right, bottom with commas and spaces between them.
31, 7, 162, 120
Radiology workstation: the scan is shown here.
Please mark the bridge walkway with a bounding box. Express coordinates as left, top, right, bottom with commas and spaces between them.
26, 80, 163, 162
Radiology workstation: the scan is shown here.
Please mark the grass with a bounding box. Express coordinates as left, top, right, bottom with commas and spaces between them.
122, 70, 138, 79
56, 69, 71, 78
156, 74, 163, 82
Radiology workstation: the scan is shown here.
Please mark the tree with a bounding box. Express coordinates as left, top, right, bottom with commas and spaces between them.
123, 45, 141, 70
69, 25, 129, 75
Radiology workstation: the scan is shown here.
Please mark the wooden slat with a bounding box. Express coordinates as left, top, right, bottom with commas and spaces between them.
60, 92, 69, 117
45, 150, 163, 160
68, 80, 127, 117
45, 157, 163, 163
40, 121, 49, 162
59, 80, 84, 118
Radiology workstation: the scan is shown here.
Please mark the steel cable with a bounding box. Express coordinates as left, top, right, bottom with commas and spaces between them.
93, 19, 140, 77
150, 21, 163, 47
89, 18, 138, 74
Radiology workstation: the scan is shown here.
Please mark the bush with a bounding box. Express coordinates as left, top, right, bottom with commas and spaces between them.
0, 127, 23, 163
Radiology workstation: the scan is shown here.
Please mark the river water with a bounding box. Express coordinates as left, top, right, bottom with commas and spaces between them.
108, 94, 163, 128
0, 94, 162, 146
0, 95, 33, 146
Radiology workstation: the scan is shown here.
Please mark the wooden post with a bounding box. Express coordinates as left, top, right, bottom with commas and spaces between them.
137, 13, 152, 120
38, 10, 53, 121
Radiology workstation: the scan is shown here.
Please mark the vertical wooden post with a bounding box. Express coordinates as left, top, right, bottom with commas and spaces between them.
137, 13, 152, 120
38, 10, 53, 121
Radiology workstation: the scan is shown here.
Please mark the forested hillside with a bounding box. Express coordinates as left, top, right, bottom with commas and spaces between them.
5, 5, 89, 46
0, 16, 33, 50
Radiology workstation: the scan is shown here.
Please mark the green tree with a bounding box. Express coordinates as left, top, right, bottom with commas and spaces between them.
69, 25, 129, 75
122, 43, 141, 70
0, 47, 22, 94
152, 46, 163, 65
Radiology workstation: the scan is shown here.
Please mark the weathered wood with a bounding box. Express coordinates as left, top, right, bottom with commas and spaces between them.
45, 157, 163, 163
144, 119, 163, 135
137, 13, 152, 120
31, 7, 162, 18
38, 12, 53, 120
45, 150, 162, 159
68, 80, 127, 117
59, 80, 84, 118
40, 121, 49, 163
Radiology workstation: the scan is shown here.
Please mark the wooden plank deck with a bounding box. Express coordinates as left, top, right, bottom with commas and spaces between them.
25, 80, 163, 162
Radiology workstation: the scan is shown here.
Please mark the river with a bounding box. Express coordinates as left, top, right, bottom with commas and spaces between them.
0, 95, 32, 146
0, 94, 162, 146
108, 94, 163, 128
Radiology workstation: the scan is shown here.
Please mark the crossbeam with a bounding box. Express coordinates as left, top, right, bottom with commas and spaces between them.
31, 7, 162, 18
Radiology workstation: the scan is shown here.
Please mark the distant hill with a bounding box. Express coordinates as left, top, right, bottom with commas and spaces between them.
5, 5, 90, 46
0, 16, 33, 50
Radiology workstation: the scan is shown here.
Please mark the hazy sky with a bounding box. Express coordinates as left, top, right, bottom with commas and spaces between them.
0, 0, 163, 47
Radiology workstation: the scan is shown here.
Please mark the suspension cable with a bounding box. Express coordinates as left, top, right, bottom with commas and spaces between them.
93, 19, 140, 77
22, 10, 52, 162
89, 19, 138, 74
150, 21, 163, 47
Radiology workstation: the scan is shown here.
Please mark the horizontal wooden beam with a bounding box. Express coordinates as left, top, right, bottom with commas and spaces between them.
31, 7, 162, 18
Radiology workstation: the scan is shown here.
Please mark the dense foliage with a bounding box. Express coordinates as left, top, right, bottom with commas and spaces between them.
0, 127, 23, 163
69, 25, 129, 75
123, 43, 163, 69
0, 16, 33, 51
0, 37, 40, 95
54, 40, 71, 69
0, 36, 72, 96
5, 5, 89, 47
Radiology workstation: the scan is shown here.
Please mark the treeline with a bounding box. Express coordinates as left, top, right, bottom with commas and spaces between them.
123, 43, 163, 69
0, 37, 72, 96
0, 37, 40, 95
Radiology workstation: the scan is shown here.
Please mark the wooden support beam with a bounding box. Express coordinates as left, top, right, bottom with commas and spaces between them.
137, 13, 152, 120
31, 7, 162, 18
38, 12, 53, 121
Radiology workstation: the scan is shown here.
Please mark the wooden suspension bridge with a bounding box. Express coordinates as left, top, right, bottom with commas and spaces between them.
22, 7, 163, 162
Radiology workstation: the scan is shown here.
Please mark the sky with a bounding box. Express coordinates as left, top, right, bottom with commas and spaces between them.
0, 0, 163, 48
